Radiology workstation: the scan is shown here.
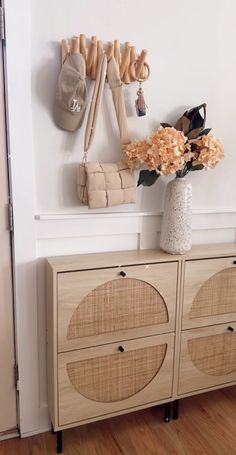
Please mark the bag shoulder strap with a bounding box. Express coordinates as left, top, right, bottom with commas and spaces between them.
84, 53, 107, 156
107, 56, 130, 146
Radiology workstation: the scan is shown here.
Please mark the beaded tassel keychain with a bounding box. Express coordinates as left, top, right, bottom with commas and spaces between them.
130, 59, 150, 117
135, 82, 148, 117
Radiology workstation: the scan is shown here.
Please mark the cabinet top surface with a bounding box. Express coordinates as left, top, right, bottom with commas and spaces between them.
46, 243, 236, 272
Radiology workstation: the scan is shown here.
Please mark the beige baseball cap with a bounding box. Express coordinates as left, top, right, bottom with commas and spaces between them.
54, 53, 87, 131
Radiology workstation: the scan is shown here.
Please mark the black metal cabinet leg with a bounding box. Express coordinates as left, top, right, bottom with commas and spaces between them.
56, 430, 63, 454
164, 402, 171, 422
173, 399, 179, 420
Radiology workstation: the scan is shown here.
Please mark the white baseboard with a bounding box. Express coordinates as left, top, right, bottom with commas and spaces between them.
0, 431, 19, 441
20, 426, 51, 438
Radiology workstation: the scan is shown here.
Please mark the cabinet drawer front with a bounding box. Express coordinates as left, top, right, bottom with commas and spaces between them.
182, 257, 236, 329
58, 333, 174, 426
178, 323, 236, 395
58, 262, 178, 352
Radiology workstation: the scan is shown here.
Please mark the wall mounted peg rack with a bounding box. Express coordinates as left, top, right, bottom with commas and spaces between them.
61, 34, 150, 84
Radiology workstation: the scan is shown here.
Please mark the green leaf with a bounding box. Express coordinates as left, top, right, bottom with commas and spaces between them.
160, 122, 172, 128
186, 161, 193, 170
184, 103, 207, 131
187, 127, 203, 139
190, 164, 205, 171
198, 128, 211, 137
137, 170, 160, 186
174, 115, 190, 134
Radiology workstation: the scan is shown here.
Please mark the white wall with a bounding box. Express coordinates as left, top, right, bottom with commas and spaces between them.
31, 0, 236, 215
5, 0, 236, 436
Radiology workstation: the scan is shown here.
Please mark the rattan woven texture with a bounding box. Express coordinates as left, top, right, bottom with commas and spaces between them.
190, 268, 236, 320
67, 344, 167, 402
188, 332, 236, 376
67, 278, 168, 340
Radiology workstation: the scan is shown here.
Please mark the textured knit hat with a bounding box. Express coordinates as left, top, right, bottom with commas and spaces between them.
54, 53, 87, 131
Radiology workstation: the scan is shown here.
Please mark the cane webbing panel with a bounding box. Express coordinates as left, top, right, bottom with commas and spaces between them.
67, 344, 167, 402
67, 278, 168, 340
190, 268, 236, 320
188, 332, 236, 376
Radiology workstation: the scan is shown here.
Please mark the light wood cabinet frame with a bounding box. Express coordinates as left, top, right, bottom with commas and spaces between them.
58, 262, 178, 352
47, 243, 236, 431
58, 333, 174, 426
178, 323, 236, 395
182, 257, 236, 330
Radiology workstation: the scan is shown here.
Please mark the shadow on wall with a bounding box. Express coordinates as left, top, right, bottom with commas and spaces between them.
34, 41, 60, 116
36, 257, 51, 415
138, 175, 167, 213
33, 41, 82, 152
58, 162, 82, 208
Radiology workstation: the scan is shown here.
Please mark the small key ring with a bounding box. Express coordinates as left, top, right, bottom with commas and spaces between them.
129, 59, 150, 82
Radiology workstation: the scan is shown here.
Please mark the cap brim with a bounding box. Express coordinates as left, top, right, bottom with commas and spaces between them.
54, 104, 86, 132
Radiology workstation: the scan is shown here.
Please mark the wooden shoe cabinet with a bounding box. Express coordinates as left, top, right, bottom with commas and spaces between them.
47, 243, 236, 452
179, 255, 236, 395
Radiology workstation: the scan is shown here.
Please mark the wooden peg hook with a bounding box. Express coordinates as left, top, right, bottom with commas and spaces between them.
123, 42, 131, 84
80, 34, 87, 62
91, 36, 98, 80
61, 35, 150, 83
106, 42, 114, 61
135, 49, 148, 80
97, 40, 104, 60
114, 40, 121, 66
61, 39, 70, 64
86, 36, 97, 76
71, 36, 80, 54
120, 43, 131, 80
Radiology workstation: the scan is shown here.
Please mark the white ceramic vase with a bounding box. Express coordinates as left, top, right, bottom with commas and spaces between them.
160, 177, 192, 255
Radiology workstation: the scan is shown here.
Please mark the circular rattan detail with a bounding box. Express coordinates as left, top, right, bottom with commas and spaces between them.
190, 268, 236, 320
188, 332, 236, 376
67, 344, 167, 402
67, 278, 168, 340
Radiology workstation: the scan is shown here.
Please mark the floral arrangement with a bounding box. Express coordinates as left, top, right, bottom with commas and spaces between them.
124, 104, 224, 186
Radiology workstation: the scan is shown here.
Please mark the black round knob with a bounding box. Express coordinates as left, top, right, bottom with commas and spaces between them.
228, 326, 234, 332
119, 271, 126, 277
118, 346, 124, 352
233, 260, 236, 265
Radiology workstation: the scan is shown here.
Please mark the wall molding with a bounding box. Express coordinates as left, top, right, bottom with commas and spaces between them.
35, 209, 236, 257
35, 208, 236, 221
35, 210, 236, 242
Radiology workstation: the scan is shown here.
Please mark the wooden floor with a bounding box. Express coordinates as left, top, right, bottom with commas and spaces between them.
1, 387, 236, 454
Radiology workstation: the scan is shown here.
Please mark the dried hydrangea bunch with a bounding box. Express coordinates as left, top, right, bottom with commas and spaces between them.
124, 104, 224, 186
191, 134, 224, 169
126, 127, 194, 176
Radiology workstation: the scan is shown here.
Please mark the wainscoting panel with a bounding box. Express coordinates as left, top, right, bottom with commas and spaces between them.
36, 210, 236, 257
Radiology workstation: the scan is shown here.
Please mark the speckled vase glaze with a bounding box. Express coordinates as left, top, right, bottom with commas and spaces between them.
160, 177, 192, 255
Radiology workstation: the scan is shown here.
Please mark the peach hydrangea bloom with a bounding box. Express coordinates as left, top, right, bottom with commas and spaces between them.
192, 134, 224, 169
125, 139, 150, 169
148, 127, 193, 175
124, 127, 224, 178
125, 127, 193, 176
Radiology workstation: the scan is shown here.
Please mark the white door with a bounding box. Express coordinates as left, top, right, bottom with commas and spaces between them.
0, 39, 17, 434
